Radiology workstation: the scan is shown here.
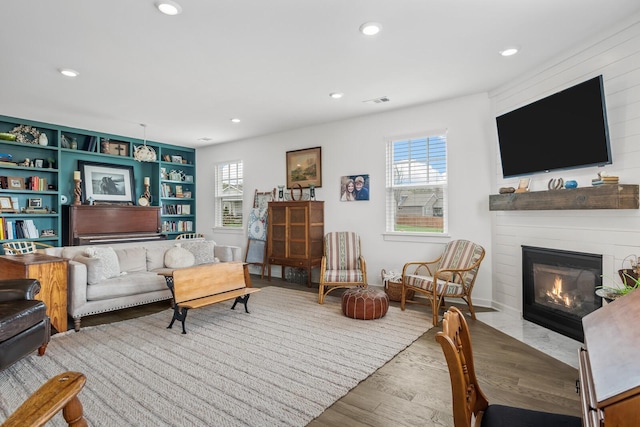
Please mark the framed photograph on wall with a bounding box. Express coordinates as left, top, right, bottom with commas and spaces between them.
286, 146, 322, 189
340, 174, 370, 201
78, 160, 134, 204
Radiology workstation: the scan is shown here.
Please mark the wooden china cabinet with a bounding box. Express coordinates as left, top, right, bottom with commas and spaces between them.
267, 201, 324, 287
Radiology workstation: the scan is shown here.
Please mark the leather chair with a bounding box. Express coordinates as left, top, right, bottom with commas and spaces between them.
0, 278, 51, 371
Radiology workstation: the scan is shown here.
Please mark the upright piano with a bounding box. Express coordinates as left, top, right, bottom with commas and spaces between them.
579, 288, 640, 426
63, 205, 165, 245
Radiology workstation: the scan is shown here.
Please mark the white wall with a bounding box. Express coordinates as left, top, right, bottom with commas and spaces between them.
490, 14, 640, 315
196, 93, 495, 306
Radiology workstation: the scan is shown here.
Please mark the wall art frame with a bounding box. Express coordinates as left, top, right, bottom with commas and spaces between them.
286, 146, 322, 189
78, 160, 134, 204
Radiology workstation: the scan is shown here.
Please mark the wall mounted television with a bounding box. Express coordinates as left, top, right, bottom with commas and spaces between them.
496, 75, 611, 178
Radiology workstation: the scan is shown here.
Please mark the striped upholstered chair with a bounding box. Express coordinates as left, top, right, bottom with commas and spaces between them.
318, 231, 367, 304
401, 239, 485, 325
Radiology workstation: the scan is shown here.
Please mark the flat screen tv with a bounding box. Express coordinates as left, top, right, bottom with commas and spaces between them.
496, 75, 611, 178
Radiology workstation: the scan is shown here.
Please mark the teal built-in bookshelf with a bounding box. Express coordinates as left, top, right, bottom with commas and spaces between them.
0, 115, 196, 248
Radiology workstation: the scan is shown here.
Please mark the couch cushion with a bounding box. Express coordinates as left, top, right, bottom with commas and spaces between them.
146, 246, 168, 271
0, 300, 47, 342
85, 246, 120, 279
181, 241, 215, 265
85, 272, 168, 301
115, 247, 147, 273
164, 245, 195, 269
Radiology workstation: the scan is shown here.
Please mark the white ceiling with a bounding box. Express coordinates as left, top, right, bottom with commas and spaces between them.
2, 1, 639, 148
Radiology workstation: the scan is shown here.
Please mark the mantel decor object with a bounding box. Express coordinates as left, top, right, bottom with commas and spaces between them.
10, 125, 41, 144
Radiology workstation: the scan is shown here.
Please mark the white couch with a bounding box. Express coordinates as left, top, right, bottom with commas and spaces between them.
44, 239, 241, 331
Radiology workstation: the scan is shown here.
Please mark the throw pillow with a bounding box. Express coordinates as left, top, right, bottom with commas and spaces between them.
164, 245, 195, 269
115, 247, 147, 273
73, 254, 105, 285
85, 246, 121, 280
181, 241, 215, 265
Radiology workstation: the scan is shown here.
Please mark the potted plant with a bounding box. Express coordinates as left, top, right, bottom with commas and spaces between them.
599, 255, 640, 299
46, 157, 56, 169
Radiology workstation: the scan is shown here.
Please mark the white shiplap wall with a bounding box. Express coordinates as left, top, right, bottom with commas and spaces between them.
489, 14, 640, 315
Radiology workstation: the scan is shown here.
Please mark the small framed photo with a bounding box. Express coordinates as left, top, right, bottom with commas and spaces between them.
0, 196, 15, 212
183, 191, 192, 198
28, 198, 43, 208
8, 176, 24, 190
34, 159, 44, 168
184, 175, 193, 183
171, 155, 183, 163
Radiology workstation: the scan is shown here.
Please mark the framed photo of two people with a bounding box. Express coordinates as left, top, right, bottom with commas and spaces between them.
340, 174, 369, 201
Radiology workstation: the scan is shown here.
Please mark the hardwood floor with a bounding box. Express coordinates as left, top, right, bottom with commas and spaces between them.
68, 275, 582, 426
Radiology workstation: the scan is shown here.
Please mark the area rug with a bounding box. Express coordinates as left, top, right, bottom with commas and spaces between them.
0, 287, 432, 426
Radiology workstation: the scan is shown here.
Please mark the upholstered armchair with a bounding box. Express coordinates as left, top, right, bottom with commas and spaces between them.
318, 231, 367, 304
0, 278, 51, 370
401, 239, 485, 325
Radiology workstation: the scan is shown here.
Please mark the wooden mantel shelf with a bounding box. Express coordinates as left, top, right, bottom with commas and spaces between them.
489, 184, 639, 211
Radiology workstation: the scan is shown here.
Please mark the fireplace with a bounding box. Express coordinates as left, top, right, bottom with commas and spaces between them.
522, 246, 602, 342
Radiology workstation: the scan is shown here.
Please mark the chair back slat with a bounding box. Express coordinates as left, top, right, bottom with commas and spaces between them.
325, 232, 361, 270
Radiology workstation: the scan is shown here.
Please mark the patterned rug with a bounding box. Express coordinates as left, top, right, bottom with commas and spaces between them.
0, 287, 432, 426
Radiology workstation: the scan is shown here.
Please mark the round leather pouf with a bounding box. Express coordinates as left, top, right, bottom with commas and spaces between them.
341, 287, 389, 320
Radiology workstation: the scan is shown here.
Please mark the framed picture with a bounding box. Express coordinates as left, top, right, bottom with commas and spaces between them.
34, 159, 44, 168
171, 155, 183, 163
286, 146, 322, 189
107, 141, 129, 157
340, 174, 370, 201
78, 160, 134, 204
7, 176, 24, 190
0, 196, 15, 212
28, 198, 43, 208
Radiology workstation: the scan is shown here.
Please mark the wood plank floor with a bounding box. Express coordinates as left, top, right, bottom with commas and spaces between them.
70, 275, 582, 426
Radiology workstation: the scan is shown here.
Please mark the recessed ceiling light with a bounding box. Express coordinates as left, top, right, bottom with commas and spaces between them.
155, 1, 182, 15
329, 92, 344, 99
500, 47, 519, 57
197, 137, 213, 142
59, 68, 80, 78
359, 22, 381, 36
230, 118, 241, 123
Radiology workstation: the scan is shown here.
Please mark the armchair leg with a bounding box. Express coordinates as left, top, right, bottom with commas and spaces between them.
466, 296, 477, 320
38, 343, 48, 356
318, 284, 325, 304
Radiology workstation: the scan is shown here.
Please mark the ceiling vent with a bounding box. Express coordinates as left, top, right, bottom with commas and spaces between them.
363, 96, 390, 104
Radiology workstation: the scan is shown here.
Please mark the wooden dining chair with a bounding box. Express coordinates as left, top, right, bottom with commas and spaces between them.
435, 307, 581, 427
1, 371, 87, 427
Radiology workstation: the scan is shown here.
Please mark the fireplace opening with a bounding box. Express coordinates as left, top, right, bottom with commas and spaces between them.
522, 246, 602, 342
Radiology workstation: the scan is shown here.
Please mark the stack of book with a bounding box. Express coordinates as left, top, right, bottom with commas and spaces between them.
592, 175, 619, 186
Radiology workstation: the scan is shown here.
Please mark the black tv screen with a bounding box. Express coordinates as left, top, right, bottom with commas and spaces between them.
496, 75, 611, 178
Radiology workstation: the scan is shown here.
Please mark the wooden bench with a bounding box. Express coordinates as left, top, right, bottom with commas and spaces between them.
160, 262, 261, 334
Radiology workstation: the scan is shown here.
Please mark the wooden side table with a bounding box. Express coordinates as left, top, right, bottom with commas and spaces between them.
0, 253, 68, 332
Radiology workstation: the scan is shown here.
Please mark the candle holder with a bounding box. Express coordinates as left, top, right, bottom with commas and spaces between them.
278, 185, 285, 201
73, 179, 82, 205
309, 184, 316, 201
143, 183, 151, 201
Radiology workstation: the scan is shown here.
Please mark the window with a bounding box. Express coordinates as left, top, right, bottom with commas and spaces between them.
214, 160, 243, 228
386, 133, 447, 234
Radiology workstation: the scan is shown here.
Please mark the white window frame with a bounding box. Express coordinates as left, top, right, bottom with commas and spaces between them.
214, 160, 244, 229
385, 132, 448, 240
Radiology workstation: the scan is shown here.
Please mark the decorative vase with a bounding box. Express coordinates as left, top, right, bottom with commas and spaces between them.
38, 133, 48, 146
